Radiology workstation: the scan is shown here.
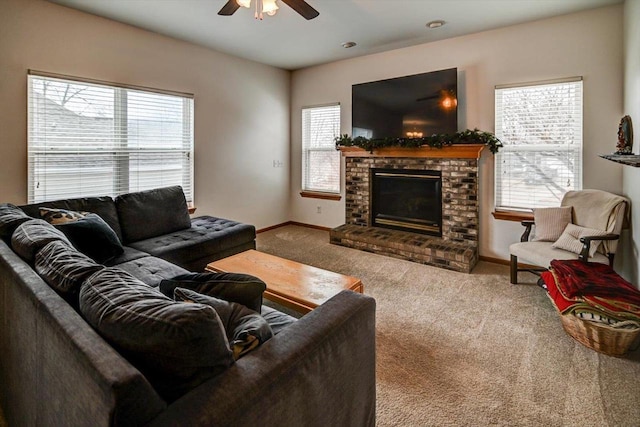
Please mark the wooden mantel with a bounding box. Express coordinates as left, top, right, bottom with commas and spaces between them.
338, 144, 485, 159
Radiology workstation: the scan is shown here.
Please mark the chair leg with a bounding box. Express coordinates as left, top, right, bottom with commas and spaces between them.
510, 255, 518, 285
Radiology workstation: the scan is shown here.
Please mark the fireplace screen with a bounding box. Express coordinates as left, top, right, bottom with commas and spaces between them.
371, 168, 442, 236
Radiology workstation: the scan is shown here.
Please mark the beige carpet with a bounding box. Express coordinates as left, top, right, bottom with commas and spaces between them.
257, 225, 640, 427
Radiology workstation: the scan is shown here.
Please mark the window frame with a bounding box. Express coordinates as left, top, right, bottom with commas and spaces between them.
301, 103, 341, 196
27, 70, 194, 204
494, 77, 583, 213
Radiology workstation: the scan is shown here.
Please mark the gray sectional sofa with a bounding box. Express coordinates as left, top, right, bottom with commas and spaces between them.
0, 186, 376, 426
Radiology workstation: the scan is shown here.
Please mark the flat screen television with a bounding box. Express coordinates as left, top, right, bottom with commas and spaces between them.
352, 68, 458, 139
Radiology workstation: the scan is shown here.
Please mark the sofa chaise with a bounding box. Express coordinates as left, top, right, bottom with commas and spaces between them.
0, 186, 376, 426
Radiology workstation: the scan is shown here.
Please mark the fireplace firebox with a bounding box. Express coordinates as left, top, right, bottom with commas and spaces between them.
370, 168, 442, 237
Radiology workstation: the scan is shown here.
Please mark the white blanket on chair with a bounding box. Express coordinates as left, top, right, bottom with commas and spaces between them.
561, 189, 628, 232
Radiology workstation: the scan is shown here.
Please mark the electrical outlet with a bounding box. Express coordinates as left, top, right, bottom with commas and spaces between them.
272, 160, 284, 168
316, 206, 322, 214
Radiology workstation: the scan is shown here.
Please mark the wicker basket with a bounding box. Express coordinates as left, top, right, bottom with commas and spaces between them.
560, 314, 640, 357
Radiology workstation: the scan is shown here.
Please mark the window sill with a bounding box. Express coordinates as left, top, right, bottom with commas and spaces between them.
300, 191, 341, 201
188, 203, 197, 215
492, 210, 533, 222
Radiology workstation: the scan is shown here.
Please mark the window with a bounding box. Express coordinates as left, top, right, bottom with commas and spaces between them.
302, 104, 341, 194
28, 72, 194, 204
495, 77, 583, 211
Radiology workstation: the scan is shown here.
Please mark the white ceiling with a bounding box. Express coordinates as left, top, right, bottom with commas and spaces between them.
48, 0, 621, 70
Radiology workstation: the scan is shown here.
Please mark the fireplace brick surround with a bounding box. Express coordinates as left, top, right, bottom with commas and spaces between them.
329, 146, 483, 273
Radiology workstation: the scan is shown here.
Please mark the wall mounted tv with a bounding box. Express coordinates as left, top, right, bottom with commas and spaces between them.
352, 68, 458, 139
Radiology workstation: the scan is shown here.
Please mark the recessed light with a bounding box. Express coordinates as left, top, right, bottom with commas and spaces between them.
341, 41, 357, 48
426, 20, 445, 29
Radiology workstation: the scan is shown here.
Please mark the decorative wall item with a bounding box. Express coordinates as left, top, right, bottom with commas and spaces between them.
615, 115, 633, 154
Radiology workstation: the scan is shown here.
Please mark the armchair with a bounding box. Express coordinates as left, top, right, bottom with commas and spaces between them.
509, 190, 628, 284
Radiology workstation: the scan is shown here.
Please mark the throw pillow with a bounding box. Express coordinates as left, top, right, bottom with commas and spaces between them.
174, 287, 274, 360
551, 223, 610, 257
11, 219, 72, 262
159, 272, 267, 312
79, 268, 234, 402
532, 206, 573, 242
55, 214, 124, 263
114, 186, 191, 243
40, 207, 89, 225
35, 240, 104, 306
0, 203, 31, 239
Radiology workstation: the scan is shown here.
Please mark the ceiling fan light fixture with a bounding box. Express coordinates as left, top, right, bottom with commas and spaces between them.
236, 0, 251, 8
426, 20, 445, 29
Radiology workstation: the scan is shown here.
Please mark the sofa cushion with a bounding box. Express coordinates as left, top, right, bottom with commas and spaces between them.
79, 268, 234, 402
116, 256, 188, 288
55, 214, 124, 264
104, 246, 150, 267
159, 272, 267, 313
40, 207, 89, 225
261, 305, 298, 335
0, 203, 31, 239
128, 216, 256, 270
20, 196, 123, 242
174, 287, 273, 360
115, 186, 191, 243
11, 219, 72, 262
35, 240, 104, 306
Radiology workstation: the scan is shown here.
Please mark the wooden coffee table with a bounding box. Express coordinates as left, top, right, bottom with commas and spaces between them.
205, 250, 363, 314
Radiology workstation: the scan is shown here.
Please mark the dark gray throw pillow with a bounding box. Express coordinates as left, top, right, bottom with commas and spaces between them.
115, 186, 191, 243
174, 288, 274, 360
159, 272, 267, 312
79, 268, 234, 402
11, 219, 72, 262
55, 214, 124, 264
35, 241, 104, 307
0, 203, 31, 239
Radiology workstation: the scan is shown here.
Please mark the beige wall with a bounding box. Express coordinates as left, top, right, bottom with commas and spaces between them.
0, 0, 291, 229
290, 5, 624, 261
621, 0, 640, 284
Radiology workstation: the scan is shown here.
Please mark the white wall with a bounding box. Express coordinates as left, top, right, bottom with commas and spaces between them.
620, 0, 640, 284
290, 5, 624, 261
0, 0, 291, 229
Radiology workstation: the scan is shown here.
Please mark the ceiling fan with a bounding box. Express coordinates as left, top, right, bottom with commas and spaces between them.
218, 0, 319, 20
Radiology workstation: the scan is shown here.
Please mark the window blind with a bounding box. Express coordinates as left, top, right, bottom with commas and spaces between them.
494, 78, 583, 211
302, 104, 341, 194
27, 73, 194, 204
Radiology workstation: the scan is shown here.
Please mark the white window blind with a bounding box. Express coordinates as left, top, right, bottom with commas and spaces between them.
302, 104, 341, 194
28, 73, 194, 204
495, 78, 583, 211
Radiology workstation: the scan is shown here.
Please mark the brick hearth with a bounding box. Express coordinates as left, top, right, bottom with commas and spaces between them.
330, 145, 483, 273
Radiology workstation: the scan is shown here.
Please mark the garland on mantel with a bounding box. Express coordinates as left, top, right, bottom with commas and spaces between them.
335, 128, 503, 154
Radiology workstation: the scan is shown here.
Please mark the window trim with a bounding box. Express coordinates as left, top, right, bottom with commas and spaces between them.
301, 103, 341, 195
28, 69, 194, 99
27, 71, 194, 204
494, 76, 583, 212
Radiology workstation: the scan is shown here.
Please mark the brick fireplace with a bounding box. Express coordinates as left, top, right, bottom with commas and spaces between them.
329, 145, 484, 273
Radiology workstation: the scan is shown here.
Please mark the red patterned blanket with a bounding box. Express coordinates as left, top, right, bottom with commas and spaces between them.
541, 260, 640, 322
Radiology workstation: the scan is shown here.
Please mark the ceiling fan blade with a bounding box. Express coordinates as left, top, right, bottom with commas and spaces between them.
281, 0, 319, 20
218, 0, 240, 16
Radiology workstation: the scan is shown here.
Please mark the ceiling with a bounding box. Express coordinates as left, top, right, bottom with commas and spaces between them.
48, 0, 622, 70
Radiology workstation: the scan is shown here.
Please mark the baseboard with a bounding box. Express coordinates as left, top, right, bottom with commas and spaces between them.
479, 255, 541, 270
256, 221, 332, 234
256, 222, 292, 233
479, 255, 509, 265
288, 221, 332, 231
